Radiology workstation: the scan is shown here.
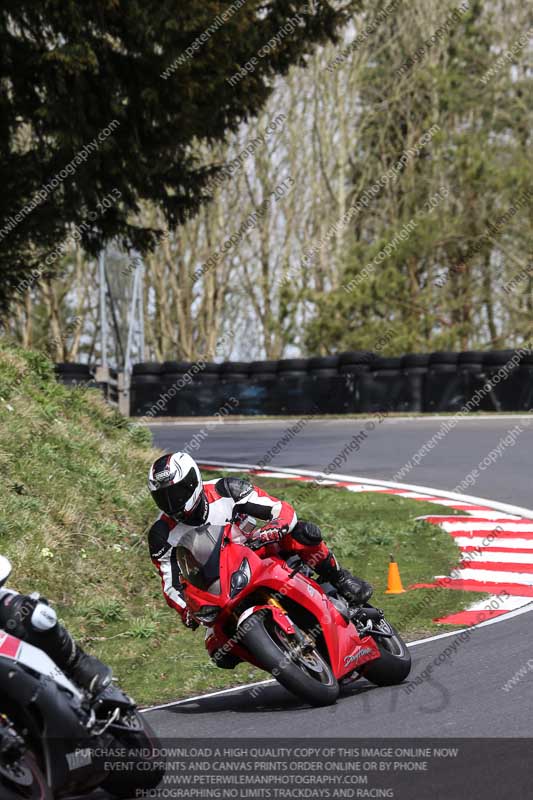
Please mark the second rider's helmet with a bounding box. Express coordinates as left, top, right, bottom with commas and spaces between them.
148, 452, 207, 524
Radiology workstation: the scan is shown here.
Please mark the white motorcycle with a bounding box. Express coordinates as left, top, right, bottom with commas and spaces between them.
0, 556, 164, 798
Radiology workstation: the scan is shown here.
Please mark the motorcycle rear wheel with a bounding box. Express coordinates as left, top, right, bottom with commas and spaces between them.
240, 613, 339, 706
360, 620, 411, 686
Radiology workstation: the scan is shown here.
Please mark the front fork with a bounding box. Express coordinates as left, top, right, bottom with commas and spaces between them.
265, 596, 317, 654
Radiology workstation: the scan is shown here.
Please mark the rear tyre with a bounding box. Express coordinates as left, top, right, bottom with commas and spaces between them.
361, 620, 411, 686
240, 613, 339, 706
102, 712, 164, 798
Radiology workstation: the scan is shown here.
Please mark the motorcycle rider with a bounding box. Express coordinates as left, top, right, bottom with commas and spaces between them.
148, 452, 373, 663
0, 579, 112, 695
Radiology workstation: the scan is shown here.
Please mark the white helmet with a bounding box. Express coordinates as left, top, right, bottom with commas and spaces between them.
148, 452, 206, 523
0, 555, 12, 588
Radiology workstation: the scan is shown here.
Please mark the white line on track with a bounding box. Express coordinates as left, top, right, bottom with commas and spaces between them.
143, 600, 533, 714
141, 461, 533, 715
198, 460, 533, 518
148, 415, 533, 426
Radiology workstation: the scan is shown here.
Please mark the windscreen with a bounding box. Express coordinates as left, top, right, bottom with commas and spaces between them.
175, 525, 225, 593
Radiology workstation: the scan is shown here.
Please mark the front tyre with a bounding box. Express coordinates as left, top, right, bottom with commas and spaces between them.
239, 613, 339, 706
102, 711, 165, 799
360, 620, 411, 686
0, 752, 51, 800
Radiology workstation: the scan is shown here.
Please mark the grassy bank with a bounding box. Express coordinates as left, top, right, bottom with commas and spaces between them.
0, 344, 483, 705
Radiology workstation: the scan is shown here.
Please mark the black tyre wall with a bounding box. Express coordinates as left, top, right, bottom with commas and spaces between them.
122, 348, 533, 415
54, 363, 94, 387
358, 358, 404, 413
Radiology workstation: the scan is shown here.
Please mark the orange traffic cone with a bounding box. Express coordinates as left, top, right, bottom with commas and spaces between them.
385, 553, 406, 594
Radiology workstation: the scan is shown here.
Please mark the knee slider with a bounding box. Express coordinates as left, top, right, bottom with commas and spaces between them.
292, 521, 323, 546
31, 602, 57, 632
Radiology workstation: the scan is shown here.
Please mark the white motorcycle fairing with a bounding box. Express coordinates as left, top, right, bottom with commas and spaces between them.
0, 631, 83, 700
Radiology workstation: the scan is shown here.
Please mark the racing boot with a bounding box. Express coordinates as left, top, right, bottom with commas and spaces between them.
316, 552, 373, 605
53, 624, 113, 695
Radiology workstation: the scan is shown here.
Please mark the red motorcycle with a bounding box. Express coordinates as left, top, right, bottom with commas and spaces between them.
176, 523, 411, 706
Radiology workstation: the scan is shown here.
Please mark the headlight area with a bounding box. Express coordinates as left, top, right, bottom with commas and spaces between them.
193, 605, 221, 624
230, 558, 252, 598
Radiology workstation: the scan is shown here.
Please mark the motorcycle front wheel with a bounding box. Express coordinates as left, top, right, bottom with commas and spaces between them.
239, 612, 339, 706
0, 751, 51, 800
102, 710, 165, 799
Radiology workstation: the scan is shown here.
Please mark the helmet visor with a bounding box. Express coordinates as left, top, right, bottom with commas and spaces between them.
151, 466, 200, 516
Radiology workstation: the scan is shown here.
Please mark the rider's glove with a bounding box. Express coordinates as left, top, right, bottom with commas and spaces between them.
248, 524, 289, 550
182, 609, 200, 630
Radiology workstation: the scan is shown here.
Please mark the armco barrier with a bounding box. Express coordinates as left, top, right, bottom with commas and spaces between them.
58, 348, 533, 416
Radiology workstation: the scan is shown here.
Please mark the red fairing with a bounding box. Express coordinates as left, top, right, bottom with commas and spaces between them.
0, 631, 22, 659
182, 524, 380, 681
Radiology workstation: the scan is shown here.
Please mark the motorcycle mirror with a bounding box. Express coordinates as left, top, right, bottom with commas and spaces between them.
0, 556, 12, 588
